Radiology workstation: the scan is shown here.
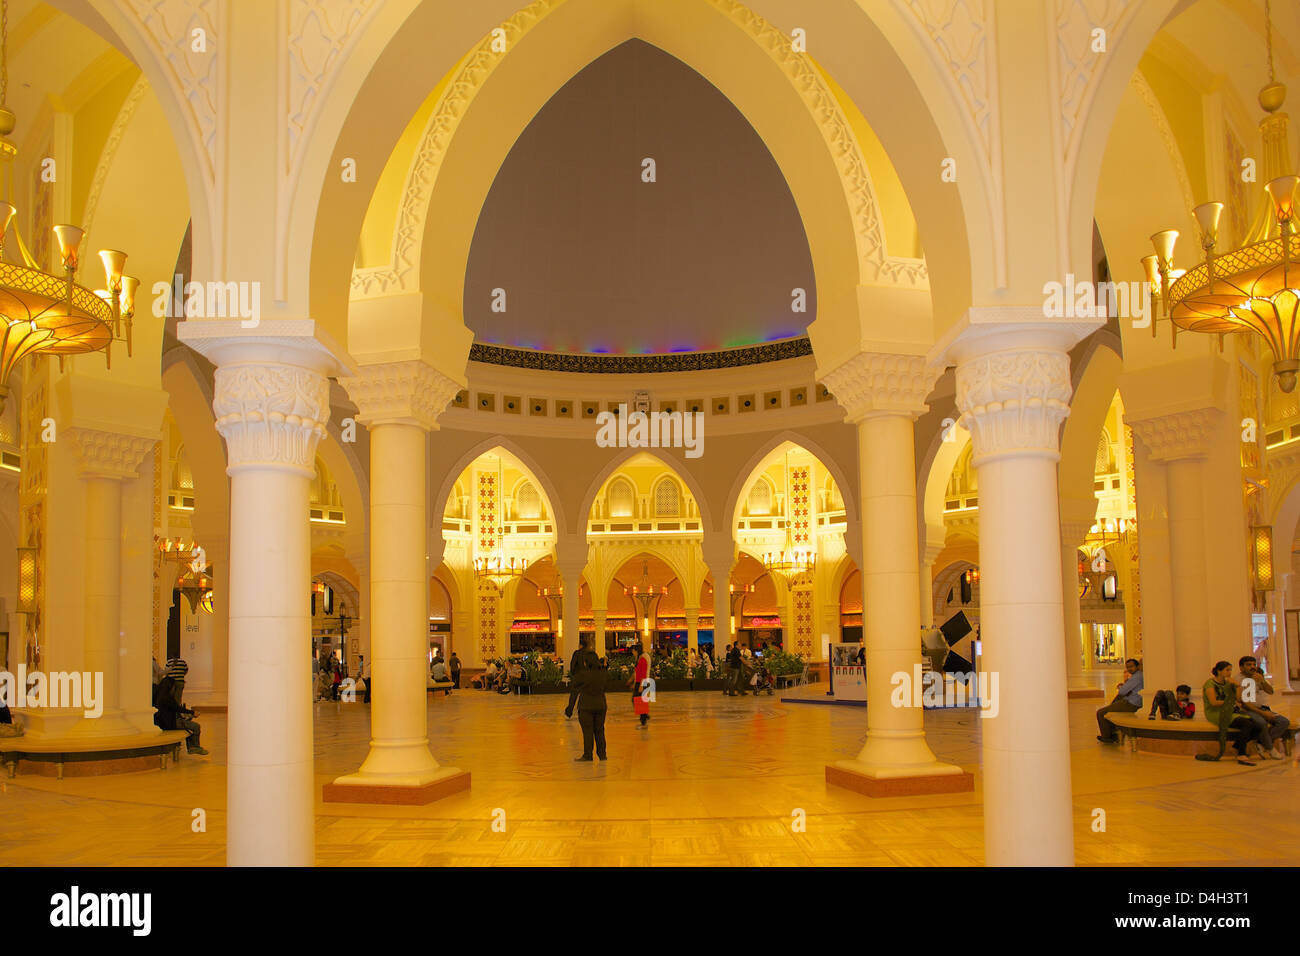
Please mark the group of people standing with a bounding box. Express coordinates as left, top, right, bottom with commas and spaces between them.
1095, 656, 1291, 764
562, 639, 656, 761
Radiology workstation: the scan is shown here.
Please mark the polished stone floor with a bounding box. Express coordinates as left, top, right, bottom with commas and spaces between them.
2, 676, 1298, 866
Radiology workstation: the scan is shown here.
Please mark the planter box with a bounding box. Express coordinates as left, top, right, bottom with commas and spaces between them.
654, 679, 693, 692
690, 679, 728, 691
526, 683, 570, 694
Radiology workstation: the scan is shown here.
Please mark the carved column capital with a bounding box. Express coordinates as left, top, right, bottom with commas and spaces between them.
954, 348, 1072, 464
340, 360, 459, 431
821, 350, 939, 422
212, 363, 331, 477
701, 535, 737, 574
1127, 408, 1220, 462
67, 427, 156, 480
1060, 522, 1094, 550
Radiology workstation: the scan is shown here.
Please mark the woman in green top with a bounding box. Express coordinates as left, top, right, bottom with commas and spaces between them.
1200, 661, 1266, 765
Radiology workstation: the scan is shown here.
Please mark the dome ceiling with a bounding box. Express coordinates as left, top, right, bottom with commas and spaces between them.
464, 39, 814, 356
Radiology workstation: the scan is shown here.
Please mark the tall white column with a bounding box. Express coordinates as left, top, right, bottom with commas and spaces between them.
68, 428, 157, 736
686, 607, 699, 653
1127, 408, 1220, 692
1059, 515, 1092, 684
180, 320, 348, 866
949, 319, 1097, 866
822, 352, 967, 793
704, 536, 734, 661
554, 539, 587, 661
328, 360, 468, 801
919, 536, 945, 629
592, 609, 607, 658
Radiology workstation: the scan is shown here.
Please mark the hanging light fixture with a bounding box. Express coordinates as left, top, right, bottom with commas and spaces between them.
1143, 0, 1300, 391
474, 455, 527, 588
0, 0, 138, 413
728, 580, 755, 633
763, 449, 816, 582
624, 561, 666, 639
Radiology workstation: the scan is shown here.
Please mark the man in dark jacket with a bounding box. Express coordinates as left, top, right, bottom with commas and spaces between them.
153, 666, 208, 755
564, 636, 590, 719
727, 643, 746, 696
570, 649, 607, 761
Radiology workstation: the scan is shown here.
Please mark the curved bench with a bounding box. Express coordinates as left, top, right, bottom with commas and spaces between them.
0, 730, 191, 780
1108, 713, 1296, 757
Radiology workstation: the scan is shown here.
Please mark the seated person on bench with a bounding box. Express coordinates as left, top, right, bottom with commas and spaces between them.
501, 659, 525, 694
0, 702, 21, 737
1238, 656, 1288, 760
153, 660, 208, 756
1201, 660, 1267, 765
1148, 684, 1195, 720
430, 657, 451, 695
1096, 658, 1143, 744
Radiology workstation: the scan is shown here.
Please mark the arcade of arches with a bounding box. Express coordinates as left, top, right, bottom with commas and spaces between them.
1, 0, 1299, 870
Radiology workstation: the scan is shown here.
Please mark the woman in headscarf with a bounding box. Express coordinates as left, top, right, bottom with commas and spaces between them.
633, 644, 651, 728
572, 647, 607, 760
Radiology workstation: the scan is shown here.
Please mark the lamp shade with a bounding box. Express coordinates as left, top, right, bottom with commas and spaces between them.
1265, 175, 1298, 224
1251, 525, 1275, 591
16, 545, 37, 614
1193, 202, 1224, 245
1151, 230, 1179, 262
52, 224, 84, 271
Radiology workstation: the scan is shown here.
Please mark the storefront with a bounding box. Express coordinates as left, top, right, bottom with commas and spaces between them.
509, 619, 555, 654
428, 619, 450, 663
737, 616, 783, 650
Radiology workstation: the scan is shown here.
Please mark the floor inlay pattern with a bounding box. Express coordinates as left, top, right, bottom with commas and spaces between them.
2, 678, 1297, 867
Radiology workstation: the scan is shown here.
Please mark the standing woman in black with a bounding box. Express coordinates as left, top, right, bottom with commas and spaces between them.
572, 648, 608, 761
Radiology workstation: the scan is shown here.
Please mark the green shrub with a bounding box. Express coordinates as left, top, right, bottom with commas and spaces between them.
763, 648, 805, 676
653, 649, 689, 680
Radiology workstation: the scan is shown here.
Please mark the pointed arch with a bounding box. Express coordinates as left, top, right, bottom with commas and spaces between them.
579, 448, 712, 532
724, 432, 857, 532
432, 435, 567, 537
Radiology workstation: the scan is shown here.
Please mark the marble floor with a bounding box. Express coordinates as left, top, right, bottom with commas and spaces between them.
2, 681, 1297, 866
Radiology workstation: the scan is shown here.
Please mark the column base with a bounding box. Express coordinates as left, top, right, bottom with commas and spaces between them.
120, 708, 163, 735
323, 766, 470, 805
826, 759, 973, 797
15, 707, 145, 739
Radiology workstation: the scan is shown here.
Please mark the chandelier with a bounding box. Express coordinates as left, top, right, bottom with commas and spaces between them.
763, 449, 816, 581
474, 455, 527, 588
624, 561, 667, 639
1143, 0, 1299, 391
0, 0, 137, 413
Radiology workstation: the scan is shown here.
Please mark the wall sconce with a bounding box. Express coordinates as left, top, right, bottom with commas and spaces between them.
1251, 525, 1274, 591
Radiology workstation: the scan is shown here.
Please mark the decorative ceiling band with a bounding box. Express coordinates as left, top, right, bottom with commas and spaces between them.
468, 337, 812, 373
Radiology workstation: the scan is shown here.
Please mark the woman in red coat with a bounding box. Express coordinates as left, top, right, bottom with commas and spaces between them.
633, 645, 651, 727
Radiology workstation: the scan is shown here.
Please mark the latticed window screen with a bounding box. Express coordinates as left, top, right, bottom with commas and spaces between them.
654, 478, 680, 516
516, 481, 541, 519
747, 479, 772, 515
608, 478, 634, 518
1094, 432, 1113, 475
824, 477, 843, 512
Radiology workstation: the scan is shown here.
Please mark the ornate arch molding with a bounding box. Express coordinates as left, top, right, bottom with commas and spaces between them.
722, 430, 859, 533
350, 0, 926, 301
81, 73, 151, 249
591, 541, 699, 612
430, 437, 567, 538
578, 448, 714, 535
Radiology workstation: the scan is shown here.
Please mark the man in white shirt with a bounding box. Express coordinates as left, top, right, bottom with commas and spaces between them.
431, 657, 451, 695
1239, 656, 1288, 759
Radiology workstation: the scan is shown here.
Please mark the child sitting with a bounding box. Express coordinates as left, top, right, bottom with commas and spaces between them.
1148, 684, 1195, 720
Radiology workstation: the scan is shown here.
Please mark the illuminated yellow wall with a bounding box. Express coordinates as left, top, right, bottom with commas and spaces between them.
71, 65, 139, 227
